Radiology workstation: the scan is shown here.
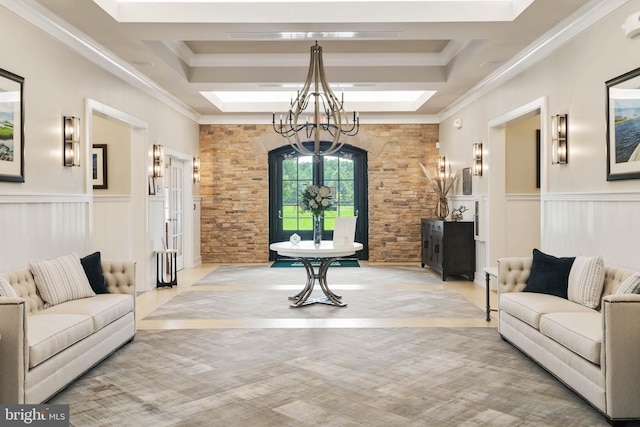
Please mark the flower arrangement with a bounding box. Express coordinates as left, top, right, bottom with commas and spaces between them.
300, 184, 333, 217
419, 162, 461, 219
419, 162, 460, 198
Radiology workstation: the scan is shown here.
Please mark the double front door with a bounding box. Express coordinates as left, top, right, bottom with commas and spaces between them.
269, 143, 368, 259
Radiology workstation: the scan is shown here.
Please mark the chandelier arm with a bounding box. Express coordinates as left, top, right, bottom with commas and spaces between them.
273, 42, 359, 159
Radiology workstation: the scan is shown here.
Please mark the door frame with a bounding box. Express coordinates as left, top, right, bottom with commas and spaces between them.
268, 143, 369, 259
164, 148, 197, 270
487, 97, 546, 267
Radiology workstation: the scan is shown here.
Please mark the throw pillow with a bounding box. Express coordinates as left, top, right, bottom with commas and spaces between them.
568, 256, 605, 309
0, 275, 18, 298
80, 251, 109, 294
524, 249, 575, 299
30, 253, 96, 308
615, 272, 640, 295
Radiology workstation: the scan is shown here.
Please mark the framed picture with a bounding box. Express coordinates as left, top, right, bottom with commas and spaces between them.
606, 66, 640, 181
0, 68, 25, 182
92, 144, 108, 189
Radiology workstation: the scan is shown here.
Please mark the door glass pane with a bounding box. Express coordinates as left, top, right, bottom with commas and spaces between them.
322, 156, 354, 231
282, 156, 313, 231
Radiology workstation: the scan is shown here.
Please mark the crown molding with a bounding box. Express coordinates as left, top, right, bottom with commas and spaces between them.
1, 0, 201, 124
437, 0, 629, 122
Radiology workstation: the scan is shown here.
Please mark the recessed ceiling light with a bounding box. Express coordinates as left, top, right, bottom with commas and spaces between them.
228, 31, 400, 40
200, 90, 436, 112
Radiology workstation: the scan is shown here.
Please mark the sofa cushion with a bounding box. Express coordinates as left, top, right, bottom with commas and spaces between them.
0, 275, 18, 297
30, 253, 96, 308
500, 292, 594, 329
539, 312, 602, 365
42, 294, 134, 332
568, 256, 605, 309
27, 313, 93, 368
524, 249, 575, 299
80, 252, 109, 294
615, 272, 640, 295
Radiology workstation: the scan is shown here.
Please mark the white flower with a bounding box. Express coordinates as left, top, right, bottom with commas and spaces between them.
321, 199, 329, 207
319, 187, 330, 197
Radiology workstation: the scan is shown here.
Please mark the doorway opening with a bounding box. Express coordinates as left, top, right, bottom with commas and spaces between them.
268, 143, 368, 259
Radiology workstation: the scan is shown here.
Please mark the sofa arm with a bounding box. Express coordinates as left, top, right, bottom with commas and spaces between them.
0, 297, 28, 404
497, 257, 531, 294
102, 260, 136, 295
602, 294, 640, 419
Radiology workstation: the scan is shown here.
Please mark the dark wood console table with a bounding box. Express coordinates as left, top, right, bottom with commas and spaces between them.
421, 219, 475, 281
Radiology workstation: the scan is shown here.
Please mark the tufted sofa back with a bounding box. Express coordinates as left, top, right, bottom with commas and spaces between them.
4, 268, 45, 314
497, 256, 636, 305
102, 260, 136, 295
2, 260, 135, 315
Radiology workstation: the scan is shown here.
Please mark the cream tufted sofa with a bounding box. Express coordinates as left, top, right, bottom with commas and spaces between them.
497, 256, 640, 425
0, 260, 136, 404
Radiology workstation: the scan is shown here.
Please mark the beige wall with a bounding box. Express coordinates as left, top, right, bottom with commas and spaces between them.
0, 5, 200, 275
506, 115, 541, 195
92, 115, 131, 195
199, 124, 439, 263
438, 1, 640, 269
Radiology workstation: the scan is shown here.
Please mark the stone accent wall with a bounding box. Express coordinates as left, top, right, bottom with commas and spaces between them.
199, 124, 439, 263
199, 125, 270, 263
366, 124, 439, 262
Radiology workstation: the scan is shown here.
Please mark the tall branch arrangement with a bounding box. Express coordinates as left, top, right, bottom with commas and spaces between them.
419, 162, 461, 199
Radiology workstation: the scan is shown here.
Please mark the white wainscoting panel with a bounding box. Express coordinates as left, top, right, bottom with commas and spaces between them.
0, 195, 91, 271
92, 196, 133, 260
542, 192, 640, 270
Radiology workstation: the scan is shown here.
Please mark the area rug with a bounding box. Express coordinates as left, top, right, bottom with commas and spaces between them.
47, 264, 610, 426
145, 263, 481, 319
49, 327, 608, 426
271, 259, 360, 268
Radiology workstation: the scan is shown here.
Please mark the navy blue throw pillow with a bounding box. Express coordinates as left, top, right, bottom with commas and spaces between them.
524, 249, 575, 299
80, 251, 109, 294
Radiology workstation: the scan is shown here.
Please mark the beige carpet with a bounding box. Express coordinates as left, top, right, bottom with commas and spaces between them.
49, 264, 610, 426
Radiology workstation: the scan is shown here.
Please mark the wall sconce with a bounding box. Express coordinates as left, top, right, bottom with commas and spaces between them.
438, 156, 447, 179
472, 142, 483, 176
152, 144, 164, 178
63, 116, 80, 167
193, 156, 200, 183
551, 114, 568, 164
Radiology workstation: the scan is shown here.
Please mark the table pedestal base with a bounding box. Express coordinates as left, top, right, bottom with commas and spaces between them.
288, 256, 346, 308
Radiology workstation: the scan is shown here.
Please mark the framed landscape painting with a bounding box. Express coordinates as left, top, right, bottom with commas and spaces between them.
0, 68, 25, 182
92, 144, 108, 189
606, 66, 640, 181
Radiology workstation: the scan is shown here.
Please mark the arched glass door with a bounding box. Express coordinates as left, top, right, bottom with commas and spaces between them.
269, 143, 368, 259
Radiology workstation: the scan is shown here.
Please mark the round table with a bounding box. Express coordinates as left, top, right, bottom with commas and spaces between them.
270, 240, 363, 307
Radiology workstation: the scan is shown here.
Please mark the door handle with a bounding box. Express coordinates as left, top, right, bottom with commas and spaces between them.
278, 210, 283, 219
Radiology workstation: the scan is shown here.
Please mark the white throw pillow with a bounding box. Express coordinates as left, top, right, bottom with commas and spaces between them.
0, 275, 18, 298
30, 253, 95, 308
568, 256, 605, 309
615, 272, 640, 295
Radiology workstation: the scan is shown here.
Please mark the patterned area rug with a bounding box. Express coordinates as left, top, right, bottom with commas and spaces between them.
144, 264, 481, 319
50, 328, 608, 426
48, 264, 611, 426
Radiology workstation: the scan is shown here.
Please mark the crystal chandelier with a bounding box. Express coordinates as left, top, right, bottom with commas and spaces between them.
272, 42, 359, 161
